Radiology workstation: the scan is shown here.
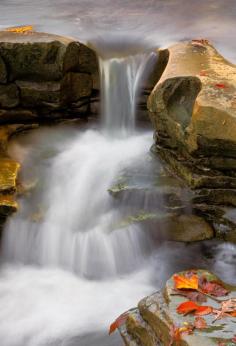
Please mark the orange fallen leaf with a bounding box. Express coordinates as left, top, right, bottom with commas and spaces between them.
195, 306, 213, 316
109, 312, 129, 335
194, 317, 207, 329
173, 274, 199, 291
177, 301, 199, 315
177, 301, 212, 316
5, 25, 33, 34
215, 83, 227, 89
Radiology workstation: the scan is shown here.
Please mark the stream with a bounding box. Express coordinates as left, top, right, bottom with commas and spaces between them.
1, 1, 236, 346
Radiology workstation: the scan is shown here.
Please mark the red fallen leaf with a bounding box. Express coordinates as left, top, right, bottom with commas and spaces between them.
172, 289, 207, 303
177, 301, 199, 315
194, 317, 207, 329
109, 312, 129, 335
195, 306, 212, 316
192, 39, 209, 46
232, 336, 236, 343
199, 278, 229, 297
177, 301, 212, 316
173, 274, 199, 291
218, 343, 227, 346
215, 83, 227, 89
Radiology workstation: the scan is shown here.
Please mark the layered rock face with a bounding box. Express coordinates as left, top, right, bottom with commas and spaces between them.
148, 40, 236, 241
0, 31, 99, 123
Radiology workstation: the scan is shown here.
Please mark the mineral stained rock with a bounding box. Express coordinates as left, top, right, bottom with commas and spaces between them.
119, 270, 236, 346
149, 40, 236, 186
148, 40, 236, 241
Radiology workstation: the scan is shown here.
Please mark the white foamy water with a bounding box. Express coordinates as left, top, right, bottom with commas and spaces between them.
3, 53, 155, 277
0, 43, 236, 346
0, 264, 155, 346
3, 129, 154, 277
0, 52, 158, 346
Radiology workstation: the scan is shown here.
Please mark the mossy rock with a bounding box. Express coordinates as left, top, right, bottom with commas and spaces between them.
0, 54, 7, 83
0, 194, 17, 216
16, 80, 61, 108
0, 83, 19, 108
0, 158, 20, 193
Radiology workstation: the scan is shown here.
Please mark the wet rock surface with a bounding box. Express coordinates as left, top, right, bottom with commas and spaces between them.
109, 154, 214, 243
148, 40, 236, 241
118, 270, 236, 346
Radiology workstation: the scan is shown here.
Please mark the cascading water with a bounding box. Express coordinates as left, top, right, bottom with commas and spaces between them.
2, 52, 155, 278
0, 45, 236, 346
99, 53, 152, 134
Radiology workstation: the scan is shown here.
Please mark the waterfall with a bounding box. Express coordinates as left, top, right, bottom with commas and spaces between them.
2, 51, 156, 278
99, 53, 152, 134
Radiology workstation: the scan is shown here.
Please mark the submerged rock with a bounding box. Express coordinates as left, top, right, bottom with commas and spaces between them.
118, 270, 236, 346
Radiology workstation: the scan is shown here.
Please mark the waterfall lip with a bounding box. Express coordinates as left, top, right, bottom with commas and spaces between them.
88, 34, 159, 59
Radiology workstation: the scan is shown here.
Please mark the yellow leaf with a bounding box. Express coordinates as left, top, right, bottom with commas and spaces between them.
5, 25, 33, 34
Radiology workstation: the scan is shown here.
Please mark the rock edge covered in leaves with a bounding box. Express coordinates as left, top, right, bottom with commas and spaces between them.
111, 270, 236, 346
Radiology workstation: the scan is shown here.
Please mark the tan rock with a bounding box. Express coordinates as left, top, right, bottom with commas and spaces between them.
148, 41, 236, 157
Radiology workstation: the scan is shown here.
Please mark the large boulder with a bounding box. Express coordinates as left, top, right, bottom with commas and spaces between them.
0, 32, 70, 82
149, 40, 236, 155
0, 31, 98, 121
148, 40, 236, 189
147, 41, 236, 241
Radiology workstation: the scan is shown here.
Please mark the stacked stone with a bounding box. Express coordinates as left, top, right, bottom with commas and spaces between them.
148, 40, 236, 241
0, 31, 99, 123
